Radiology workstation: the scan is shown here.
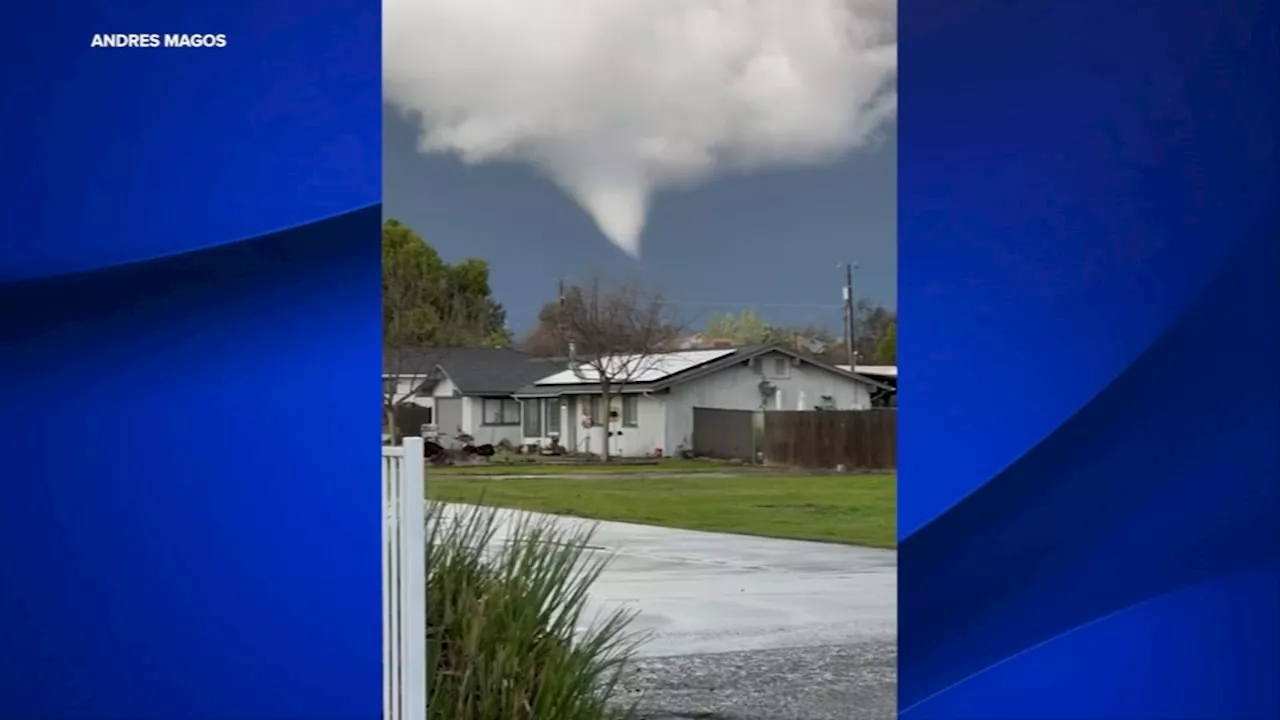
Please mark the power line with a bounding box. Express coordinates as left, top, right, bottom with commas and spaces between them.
658, 299, 842, 309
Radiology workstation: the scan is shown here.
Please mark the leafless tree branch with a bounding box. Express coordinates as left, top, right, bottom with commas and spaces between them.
557, 275, 684, 460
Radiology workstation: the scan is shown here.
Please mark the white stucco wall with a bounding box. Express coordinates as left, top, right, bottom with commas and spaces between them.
664, 351, 872, 452
609, 394, 666, 457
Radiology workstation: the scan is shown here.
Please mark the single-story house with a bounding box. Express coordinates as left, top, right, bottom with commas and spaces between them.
513, 344, 893, 458
383, 347, 561, 447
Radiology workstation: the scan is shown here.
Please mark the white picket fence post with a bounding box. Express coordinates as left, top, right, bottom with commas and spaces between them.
382, 438, 426, 720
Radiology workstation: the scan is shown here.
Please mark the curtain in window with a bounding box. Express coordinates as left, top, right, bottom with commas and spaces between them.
483, 398, 521, 425
546, 399, 561, 434
482, 398, 503, 425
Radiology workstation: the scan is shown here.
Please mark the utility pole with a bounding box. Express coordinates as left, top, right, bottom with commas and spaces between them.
557, 277, 565, 330
558, 278, 571, 360
842, 263, 857, 369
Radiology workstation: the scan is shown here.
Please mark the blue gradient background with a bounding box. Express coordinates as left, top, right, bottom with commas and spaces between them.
0, 0, 381, 718
899, 0, 1279, 717
3, 0, 1277, 717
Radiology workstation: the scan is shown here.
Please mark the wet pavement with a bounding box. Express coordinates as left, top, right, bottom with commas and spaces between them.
441, 504, 898, 719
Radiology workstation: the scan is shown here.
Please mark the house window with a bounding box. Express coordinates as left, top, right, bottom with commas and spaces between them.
545, 399, 561, 435
621, 395, 639, 427
481, 397, 521, 425
522, 399, 543, 437
587, 396, 602, 426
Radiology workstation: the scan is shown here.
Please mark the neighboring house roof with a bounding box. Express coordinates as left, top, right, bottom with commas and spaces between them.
384, 347, 561, 395
837, 364, 898, 379
515, 344, 893, 396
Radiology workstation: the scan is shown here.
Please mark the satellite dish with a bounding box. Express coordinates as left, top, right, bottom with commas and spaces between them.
758, 380, 777, 397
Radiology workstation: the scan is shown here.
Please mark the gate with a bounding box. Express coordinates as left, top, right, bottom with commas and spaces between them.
692, 407, 758, 462
382, 438, 426, 720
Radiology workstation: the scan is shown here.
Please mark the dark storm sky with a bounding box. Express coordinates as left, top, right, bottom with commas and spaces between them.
383, 108, 896, 334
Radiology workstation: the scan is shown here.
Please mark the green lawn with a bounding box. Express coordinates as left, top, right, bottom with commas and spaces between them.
430, 456, 735, 476
426, 474, 896, 548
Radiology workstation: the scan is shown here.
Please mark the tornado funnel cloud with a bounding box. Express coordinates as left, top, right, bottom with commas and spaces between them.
572, 182, 649, 259
383, 0, 898, 258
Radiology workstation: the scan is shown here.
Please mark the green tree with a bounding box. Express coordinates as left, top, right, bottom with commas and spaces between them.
704, 308, 769, 344
873, 320, 896, 364
854, 299, 896, 364
382, 218, 508, 440
695, 299, 896, 367
446, 257, 511, 346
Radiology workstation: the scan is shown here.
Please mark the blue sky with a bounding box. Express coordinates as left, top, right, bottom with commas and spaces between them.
383, 107, 896, 334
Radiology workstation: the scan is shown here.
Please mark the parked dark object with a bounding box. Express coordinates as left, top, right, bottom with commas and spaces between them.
390, 403, 435, 445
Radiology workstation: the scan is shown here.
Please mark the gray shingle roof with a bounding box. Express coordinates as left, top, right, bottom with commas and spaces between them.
384, 347, 561, 395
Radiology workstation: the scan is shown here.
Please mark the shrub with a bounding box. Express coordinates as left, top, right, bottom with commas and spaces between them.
426, 502, 644, 720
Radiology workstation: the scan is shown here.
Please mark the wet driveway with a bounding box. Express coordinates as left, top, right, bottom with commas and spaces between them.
442, 504, 897, 719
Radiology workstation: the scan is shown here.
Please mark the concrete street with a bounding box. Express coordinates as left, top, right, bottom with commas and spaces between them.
441, 504, 898, 720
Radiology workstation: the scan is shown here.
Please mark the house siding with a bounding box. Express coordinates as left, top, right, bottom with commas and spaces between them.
664, 350, 871, 453
614, 394, 666, 457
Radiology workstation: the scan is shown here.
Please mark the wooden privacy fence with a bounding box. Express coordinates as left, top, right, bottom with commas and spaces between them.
691, 407, 758, 461
382, 438, 426, 720
764, 409, 896, 470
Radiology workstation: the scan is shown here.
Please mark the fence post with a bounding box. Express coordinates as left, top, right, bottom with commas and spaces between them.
383, 439, 427, 720
400, 437, 426, 720
752, 410, 762, 465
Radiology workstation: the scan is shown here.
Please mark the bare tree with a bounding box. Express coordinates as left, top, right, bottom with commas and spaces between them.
557, 276, 683, 461
517, 300, 569, 357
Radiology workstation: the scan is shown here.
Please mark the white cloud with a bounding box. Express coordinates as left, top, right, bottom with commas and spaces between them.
384, 0, 897, 257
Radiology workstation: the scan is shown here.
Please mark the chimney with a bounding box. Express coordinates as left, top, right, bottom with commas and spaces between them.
567, 340, 577, 370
